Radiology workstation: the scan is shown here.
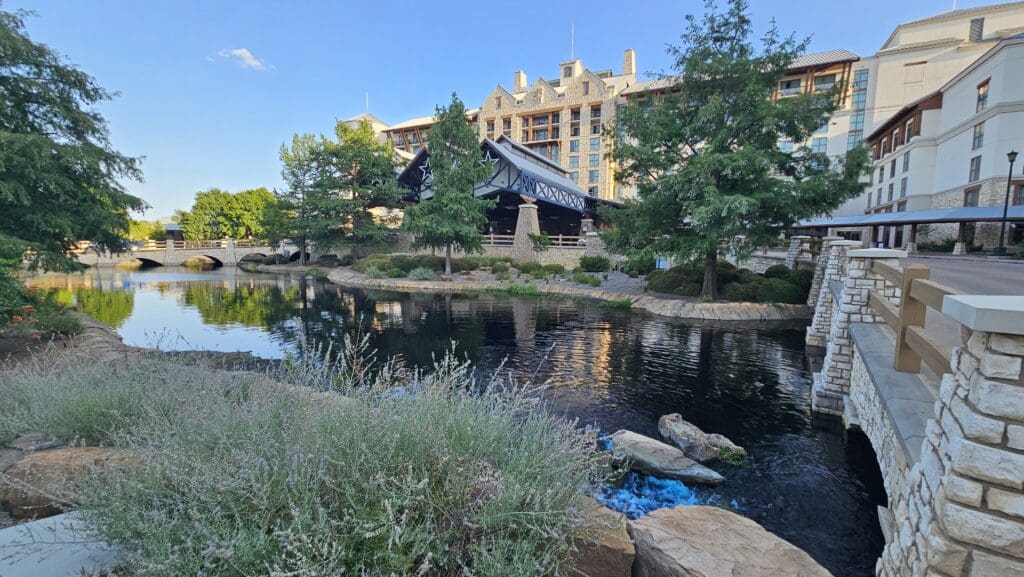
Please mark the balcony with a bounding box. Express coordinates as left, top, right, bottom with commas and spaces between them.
778, 87, 802, 97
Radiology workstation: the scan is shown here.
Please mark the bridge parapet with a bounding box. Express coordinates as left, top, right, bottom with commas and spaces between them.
70, 239, 273, 267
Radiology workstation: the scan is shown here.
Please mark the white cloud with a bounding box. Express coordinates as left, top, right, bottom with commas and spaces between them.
216, 48, 267, 70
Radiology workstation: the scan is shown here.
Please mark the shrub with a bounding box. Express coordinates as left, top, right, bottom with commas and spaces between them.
338, 254, 355, 267
491, 262, 510, 274
1, 346, 602, 577
514, 261, 543, 275
353, 255, 391, 273
723, 282, 756, 302
451, 256, 484, 272
752, 278, 803, 304
494, 270, 511, 281
261, 255, 283, 265
542, 263, 565, 276
386, 267, 405, 278
599, 298, 634, 310
763, 264, 791, 279
407, 267, 437, 281
785, 268, 814, 293
363, 265, 386, 279
572, 271, 601, 287
644, 263, 702, 295
484, 283, 543, 296
623, 254, 656, 276
579, 256, 610, 272
305, 267, 327, 278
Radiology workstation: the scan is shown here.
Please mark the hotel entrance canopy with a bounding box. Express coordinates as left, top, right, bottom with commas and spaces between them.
797, 205, 1024, 229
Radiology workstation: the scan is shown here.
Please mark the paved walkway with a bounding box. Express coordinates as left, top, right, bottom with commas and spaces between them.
902, 256, 1024, 351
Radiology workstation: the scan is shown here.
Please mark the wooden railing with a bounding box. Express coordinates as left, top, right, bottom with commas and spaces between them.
548, 235, 584, 247
867, 260, 964, 376
482, 234, 515, 246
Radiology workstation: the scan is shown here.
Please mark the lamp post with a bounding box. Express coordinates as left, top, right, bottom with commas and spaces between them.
993, 150, 1018, 256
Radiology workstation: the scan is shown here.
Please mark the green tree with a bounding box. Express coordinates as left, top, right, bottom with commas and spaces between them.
0, 8, 144, 271
174, 187, 276, 240
603, 0, 868, 299
231, 187, 275, 239
127, 220, 166, 242
402, 94, 494, 275
276, 134, 323, 265
308, 120, 403, 257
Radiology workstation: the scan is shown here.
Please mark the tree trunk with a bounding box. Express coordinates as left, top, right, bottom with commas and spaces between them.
445, 244, 452, 275
299, 233, 307, 265
701, 249, 718, 300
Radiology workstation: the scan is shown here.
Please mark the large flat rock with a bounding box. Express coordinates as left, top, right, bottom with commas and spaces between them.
568, 496, 635, 577
628, 505, 833, 577
0, 512, 121, 577
610, 430, 724, 485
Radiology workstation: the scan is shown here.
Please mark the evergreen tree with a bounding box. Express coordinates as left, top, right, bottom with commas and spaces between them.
403, 94, 494, 275
307, 119, 403, 257
276, 134, 323, 264
0, 8, 144, 271
604, 0, 868, 299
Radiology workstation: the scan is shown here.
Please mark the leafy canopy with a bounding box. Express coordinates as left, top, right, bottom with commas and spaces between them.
402, 93, 494, 272
602, 0, 868, 297
0, 8, 144, 271
174, 187, 276, 240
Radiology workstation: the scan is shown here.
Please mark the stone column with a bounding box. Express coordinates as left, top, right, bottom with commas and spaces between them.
225, 238, 237, 265
806, 240, 862, 348
812, 248, 906, 415
807, 236, 843, 307
876, 296, 1024, 577
785, 235, 810, 269
512, 200, 541, 263
953, 223, 967, 255
906, 224, 918, 254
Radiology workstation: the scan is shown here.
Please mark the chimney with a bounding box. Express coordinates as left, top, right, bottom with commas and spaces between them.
623, 48, 636, 77
514, 70, 527, 93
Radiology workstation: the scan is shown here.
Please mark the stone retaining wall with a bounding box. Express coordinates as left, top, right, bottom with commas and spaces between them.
326, 269, 812, 323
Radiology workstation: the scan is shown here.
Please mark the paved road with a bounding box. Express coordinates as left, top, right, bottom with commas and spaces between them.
901, 256, 1023, 351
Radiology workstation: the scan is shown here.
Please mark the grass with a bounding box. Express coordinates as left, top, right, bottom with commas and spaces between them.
304, 267, 327, 278
717, 447, 747, 467
598, 298, 634, 311
0, 340, 603, 576
480, 283, 542, 297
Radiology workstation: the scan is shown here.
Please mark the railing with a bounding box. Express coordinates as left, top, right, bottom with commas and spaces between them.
867, 260, 965, 375
68, 239, 273, 254
548, 235, 584, 247
482, 234, 515, 247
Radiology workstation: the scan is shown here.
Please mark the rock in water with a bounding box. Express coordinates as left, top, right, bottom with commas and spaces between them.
657, 414, 719, 462
609, 430, 724, 485
567, 496, 635, 577
706, 433, 746, 457
628, 505, 833, 577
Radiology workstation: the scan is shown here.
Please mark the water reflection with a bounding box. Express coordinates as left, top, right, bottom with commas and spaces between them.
29, 267, 882, 577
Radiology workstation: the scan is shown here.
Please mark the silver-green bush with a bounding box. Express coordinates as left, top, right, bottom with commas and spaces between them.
0, 342, 603, 576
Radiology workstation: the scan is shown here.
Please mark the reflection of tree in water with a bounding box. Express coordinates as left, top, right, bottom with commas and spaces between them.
49, 288, 135, 329
181, 282, 300, 329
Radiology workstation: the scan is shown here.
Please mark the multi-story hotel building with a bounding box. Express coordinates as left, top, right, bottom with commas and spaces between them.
366, 2, 1024, 231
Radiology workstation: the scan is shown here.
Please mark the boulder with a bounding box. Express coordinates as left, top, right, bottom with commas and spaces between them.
567, 496, 635, 577
7, 433, 63, 452
657, 414, 719, 462
609, 430, 724, 486
706, 433, 746, 457
628, 505, 833, 577
0, 447, 132, 519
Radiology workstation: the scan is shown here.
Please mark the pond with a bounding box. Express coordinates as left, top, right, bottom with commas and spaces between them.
30, 266, 884, 576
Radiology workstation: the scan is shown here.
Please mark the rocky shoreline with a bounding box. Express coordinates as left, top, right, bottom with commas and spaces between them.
322, 268, 812, 323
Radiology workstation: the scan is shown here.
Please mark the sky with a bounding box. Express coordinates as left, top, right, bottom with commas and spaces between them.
9, 0, 990, 218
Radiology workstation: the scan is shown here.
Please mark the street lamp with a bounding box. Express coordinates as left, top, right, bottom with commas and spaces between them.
993, 150, 1018, 256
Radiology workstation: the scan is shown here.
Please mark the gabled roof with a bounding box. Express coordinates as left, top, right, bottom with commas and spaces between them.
344, 112, 389, 127
880, 1, 1024, 50
493, 134, 564, 173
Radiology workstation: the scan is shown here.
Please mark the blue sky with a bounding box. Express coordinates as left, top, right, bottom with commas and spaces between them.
11, 0, 986, 218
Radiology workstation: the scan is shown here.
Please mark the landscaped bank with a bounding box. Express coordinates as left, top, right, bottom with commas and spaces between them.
326, 268, 812, 322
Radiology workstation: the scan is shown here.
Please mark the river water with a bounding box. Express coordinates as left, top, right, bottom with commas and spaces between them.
30, 266, 884, 576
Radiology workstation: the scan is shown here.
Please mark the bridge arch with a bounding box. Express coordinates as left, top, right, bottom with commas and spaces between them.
128, 257, 163, 268
288, 251, 312, 263
239, 252, 267, 261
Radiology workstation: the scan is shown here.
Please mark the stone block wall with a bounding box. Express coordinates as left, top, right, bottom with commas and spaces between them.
806, 240, 862, 348
876, 326, 1024, 577
812, 249, 904, 414
733, 254, 788, 274
928, 178, 1007, 249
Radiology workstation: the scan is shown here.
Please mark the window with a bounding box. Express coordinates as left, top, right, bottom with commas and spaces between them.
563, 66, 572, 78
816, 121, 828, 134
969, 17, 985, 42
503, 118, 511, 130
847, 131, 863, 151
972, 122, 984, 150
486, 120, 495, 135
588, 185, 598, 196
521, 130, 529, 141
887, 183, 894, 202
588, 169, 599, 182
408, 133, 419, 145
569, 139, 579, 152
568, 156, 579, 168
853, 69, 869, 90
533, 129, 548, 141
589, 154, 599, 167
582, 81, 590, 96
571, 126, 580, 137
850, 112, 865, 131
571, 108, 581, 121
893, 128, 902, 147
778, 140, 794, 153
522, 117, 529, 128
814, 74, 836, 92
900, 177, 908, 197
882, 137, 890, 155
905, 118, 915, 139
393, 133, 404, 146
969, 155, 982, 182
897, 201, 907, 212
852, 90, 866, 110
964, 186, 980, 207
591, 123, 601, 135
878, 166, 885, 182
1015, 183, 1024, 206
569, 171, 578, 183
977, 81, 989, 112
590, 137, 600, 151
591, 105, 602, 118
778, 79, 801, 96
890, 159, 897, 178
903, 151, 910, 172
811, 137, 827, 154
876, 188, 882, 205
496, 96, 502, 109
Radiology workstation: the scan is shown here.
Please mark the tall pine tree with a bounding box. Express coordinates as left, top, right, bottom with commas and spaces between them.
604, 0, 868, 299
403, 94, 493, 275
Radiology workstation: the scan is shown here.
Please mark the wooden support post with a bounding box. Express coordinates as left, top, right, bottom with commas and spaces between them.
895, 263, 931, 372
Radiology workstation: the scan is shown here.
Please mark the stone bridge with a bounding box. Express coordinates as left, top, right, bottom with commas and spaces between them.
73, 240, 280, 267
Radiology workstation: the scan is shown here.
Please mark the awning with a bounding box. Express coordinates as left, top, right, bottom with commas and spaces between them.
798, 205, 1024, 228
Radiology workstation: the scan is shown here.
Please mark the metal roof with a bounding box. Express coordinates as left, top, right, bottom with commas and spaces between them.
798, 205, 1024, 228
789, 49, 859, 69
